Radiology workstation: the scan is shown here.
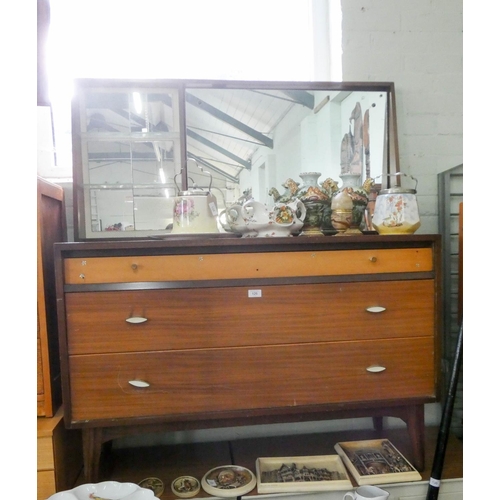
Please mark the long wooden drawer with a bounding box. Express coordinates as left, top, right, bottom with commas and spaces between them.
66, 280, 435, 354
68, 337, 435, 422
63, 248, 433, 284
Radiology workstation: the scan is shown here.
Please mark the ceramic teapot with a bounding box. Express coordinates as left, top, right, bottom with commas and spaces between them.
219, 203, 248, 234
171, 164, 219, 234
219, 198, 306, 237
270, 172, 332, 236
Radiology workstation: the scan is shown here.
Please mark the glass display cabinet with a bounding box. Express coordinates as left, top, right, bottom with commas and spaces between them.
71, 79, 400, 240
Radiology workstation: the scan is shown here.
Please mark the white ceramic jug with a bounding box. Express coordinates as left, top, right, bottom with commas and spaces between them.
343, 485, 389, 500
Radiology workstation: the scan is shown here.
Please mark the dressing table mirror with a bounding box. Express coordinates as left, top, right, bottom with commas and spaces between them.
71, 79, 400, 240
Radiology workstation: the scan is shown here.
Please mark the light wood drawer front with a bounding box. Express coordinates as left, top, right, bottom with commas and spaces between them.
64, 248, 433, 284
37, 436, 54, 469
69, 337, 435, 421
66, 280, 435, 355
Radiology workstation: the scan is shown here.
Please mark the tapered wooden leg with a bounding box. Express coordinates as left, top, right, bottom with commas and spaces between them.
372, 416, 383, 432
82, 428, 104, 482
406, 404, 425, 471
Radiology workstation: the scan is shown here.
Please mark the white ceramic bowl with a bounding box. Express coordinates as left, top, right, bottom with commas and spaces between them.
46, 480, 155, 500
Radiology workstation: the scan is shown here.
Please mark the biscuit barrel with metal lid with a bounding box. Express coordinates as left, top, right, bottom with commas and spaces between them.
171, 161, 219, 234
371, 172, 421, 234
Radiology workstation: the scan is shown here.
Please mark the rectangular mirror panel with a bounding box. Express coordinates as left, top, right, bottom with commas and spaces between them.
185, 85, 388, 210
73, 84, 182, 239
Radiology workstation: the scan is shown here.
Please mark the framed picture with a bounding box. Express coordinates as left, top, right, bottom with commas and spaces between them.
256, 455, 352, 493
334, 439, 422, 486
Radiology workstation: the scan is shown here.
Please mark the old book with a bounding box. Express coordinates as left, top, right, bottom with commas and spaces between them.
334, 439, 422, 486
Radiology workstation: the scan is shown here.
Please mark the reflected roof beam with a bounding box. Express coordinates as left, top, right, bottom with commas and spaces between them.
185, 92, 273, 149
281, 90, 315, 109
187, 153, 240, 184
112, 107, 146, 129
111, 108, 169, 132
187, 128, 251, 170
87, 151, 174, 161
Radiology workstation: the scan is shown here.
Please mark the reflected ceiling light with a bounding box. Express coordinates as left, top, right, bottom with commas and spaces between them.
159, 167, 166, 184
153, 142, 162, 162
133, 92, 142, 114
159, 167, 170, 198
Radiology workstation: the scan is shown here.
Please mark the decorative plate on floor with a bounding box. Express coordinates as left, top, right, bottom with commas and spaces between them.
171, 475, 200, 498
138, 477, 164, 497
201, 465, 256, 497
46, 480, 155, 500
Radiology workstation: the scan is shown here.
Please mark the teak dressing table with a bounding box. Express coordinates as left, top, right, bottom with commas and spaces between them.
54, 234, 441, 482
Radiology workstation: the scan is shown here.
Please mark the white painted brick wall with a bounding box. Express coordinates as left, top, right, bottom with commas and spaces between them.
341, 0, 463, 233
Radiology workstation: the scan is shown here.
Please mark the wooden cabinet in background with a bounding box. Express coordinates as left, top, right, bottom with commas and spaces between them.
55, 235, 441, 482
37, 176, 66, 417
37, 406, 82, 500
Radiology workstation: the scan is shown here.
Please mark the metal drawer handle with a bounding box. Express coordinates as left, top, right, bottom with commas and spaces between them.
366, 306, 386, 313
366, 365, 386, 373
369, 256, 377, 262
128, 380, 150, 388
126, 317, 148, 324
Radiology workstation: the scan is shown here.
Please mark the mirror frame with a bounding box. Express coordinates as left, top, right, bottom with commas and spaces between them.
71, 78, 400, 241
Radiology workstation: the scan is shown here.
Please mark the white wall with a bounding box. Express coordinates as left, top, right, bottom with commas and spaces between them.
341, 0, 463, 234
325, 0, 462, 435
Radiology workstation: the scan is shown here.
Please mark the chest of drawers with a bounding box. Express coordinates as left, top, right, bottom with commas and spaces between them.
55, 235, 441, 482
37, 406, 82, 500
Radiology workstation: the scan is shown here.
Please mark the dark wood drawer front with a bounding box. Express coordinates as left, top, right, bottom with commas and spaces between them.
69, 337, 435, 422
66, 280, 435, 355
